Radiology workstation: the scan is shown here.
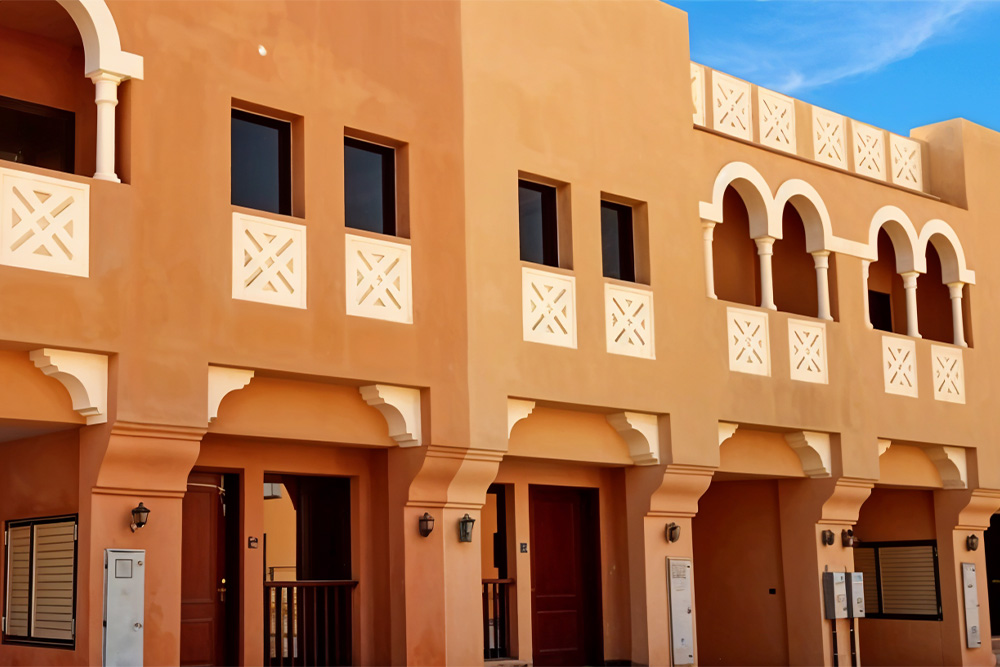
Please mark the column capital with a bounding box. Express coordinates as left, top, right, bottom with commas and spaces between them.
947, 281, 965, 298
900, 271, 921, 288
754, 235, 776, 254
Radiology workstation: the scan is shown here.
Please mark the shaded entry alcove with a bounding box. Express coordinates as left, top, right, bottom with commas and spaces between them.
264, 474, 354, 666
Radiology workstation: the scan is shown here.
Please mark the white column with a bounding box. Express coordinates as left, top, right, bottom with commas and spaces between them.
861, 260, 873, 329
948, 281, 967, 347
91, 71, 123, 183
755, 236, 776, 310
901, 271, 921, 338
702, 220, 717, 299
812, 251, 833, 321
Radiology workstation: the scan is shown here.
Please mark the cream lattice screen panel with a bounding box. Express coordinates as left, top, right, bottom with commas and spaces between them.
605, 283, 654, 359
522, 267, 577, 348
232, 212, 307, 309
345, 234, 413, 324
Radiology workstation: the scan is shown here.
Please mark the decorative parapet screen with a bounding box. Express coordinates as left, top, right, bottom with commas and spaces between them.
882, 335, 917, 397
691, 63, 705, 127
727, 307, 770, 376
711, 70, 752, 140
788, 319, 828, 384
757, 88, 795, 153
522, 266, 576, 348
345, 233, 412, 324
605, 283, 654, 359
931, 344, 964, 404
853, 122, 886, 181
0, 167, 89, 277
232, 212, 307, 309
812, 107, 847, 169
890, 134, 924, 191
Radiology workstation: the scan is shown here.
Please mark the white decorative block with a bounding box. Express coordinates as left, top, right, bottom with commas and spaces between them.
232, 212, 307, 309
852, 122, 886, 181
812, 107, 847, 169
931, 345, 965, 404
890, 134, 923, 191
522, 267, 576, 348
691, 63, 706, 127
345, 233, 412, 324
605, 283, 654, 359
712, 71, 752, 140
882, 336, 917, 397
757, 88, 796, 153
727, 307, 770, 376
0, 167, 89, 277
788, 319, 828, 384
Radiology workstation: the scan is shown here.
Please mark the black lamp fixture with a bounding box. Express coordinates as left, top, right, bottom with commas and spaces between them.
967, 534, 980, 551
841, 529, 855, 548
821, 529, 835, 546
418, 512, 435, 537
130, 502, 150, 533
665, 522, 681, 543
458, 513, 475, 543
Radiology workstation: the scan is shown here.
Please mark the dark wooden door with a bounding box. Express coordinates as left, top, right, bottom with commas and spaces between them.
181, 472, 226, 666
529, 485, 603, 666
986, 513, 1000, 635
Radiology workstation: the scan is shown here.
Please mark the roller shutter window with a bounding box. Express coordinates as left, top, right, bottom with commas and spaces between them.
3, 517, 77, 647
853, 541, 942, 620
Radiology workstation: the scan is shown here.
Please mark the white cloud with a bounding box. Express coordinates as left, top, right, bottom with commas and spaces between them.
690, 1, 979, 94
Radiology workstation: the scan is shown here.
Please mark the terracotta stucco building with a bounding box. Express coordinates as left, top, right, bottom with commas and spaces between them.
1, 0, 999, 665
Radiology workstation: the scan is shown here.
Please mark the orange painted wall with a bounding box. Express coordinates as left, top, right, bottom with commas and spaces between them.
262, 484, 297, 581
714, 186, 760, 306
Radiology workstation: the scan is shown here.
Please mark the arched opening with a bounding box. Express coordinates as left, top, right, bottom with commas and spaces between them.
867, 228, 908, 334
713, 186, 760, 306
916, 243, 953, 344
772, 203, 820, 318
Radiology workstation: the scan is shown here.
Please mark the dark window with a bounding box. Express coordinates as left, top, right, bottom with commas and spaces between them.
3, 515, 78, 648
853, 540, 942, 620
0, 96, 74, 174
518, 180, 559, 266
869, 290, 893, 332
344, 138, 396, 235
231, 109, 291, 215
601, 201, 635, 282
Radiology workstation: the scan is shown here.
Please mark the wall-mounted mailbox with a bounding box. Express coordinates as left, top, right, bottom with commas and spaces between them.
667, 558, 695, 666
822, 572, 848, 620
846, 572, 865, 618
962, 562, 981, 648
103, 549, 145, 667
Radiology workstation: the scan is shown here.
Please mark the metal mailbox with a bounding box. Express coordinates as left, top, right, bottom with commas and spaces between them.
103, 549, 145, 667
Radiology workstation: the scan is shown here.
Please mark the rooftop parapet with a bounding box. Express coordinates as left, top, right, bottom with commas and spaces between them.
691, 63, 928, 195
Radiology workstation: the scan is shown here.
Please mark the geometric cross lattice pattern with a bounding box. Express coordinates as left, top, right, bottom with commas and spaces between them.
522, 267, 577, 348
882, 335, 917, 398
931, 344, 964, 404
712, 71, 752, 140
890, 134, 924, 192
232, 212, 307, 309
0, 167, 90, 277
757, 88, 796, 153
605, 283, 654, 359
812, 107, 847, 169
853, 122, 886, 181
727, 307, 770, 376
788, 319, 828, 384
691, 63, 706, 127
345, 233, 412, 324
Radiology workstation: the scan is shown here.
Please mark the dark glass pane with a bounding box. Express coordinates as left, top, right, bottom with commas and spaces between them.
601, 201, 635, 282
344, 138, 396, 235
518, 180, 558, 266
231, 110, 291, 215
0, 96, 74, 173
869, 290, 893, 332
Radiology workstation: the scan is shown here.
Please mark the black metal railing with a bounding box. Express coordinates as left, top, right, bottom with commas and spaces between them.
482, 578, 513, 660
265, 580, 356, 666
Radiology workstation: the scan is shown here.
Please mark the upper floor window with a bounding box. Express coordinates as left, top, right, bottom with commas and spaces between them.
4, 515, 78, 648
0, 96, 74, 174
344, 137, 396, 236
518, 180, 560, 267
231, 109, 291, 216
600, 201, 635, 282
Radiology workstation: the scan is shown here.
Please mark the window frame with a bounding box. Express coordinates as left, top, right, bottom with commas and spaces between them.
0, 95, 75, 174
853, 539, 942, 621
868, 289, 894, 333
3, 514, 79, 649
518, 179, 560, 268
600, 200, 636, 282
231, 108, 293, 216
344, 136, 397, 237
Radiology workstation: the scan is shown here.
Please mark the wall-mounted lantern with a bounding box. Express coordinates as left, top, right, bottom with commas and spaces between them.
130, 502, 150, 533
419, 512, 435, 537
967, 534, 980, 551
458, 513, 475, 543
821, 529, 835, 546
665, 522, 681, 543
841, 529, 855, 548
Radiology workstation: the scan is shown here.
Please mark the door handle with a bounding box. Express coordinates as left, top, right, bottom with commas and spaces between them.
218, 581, 227, 602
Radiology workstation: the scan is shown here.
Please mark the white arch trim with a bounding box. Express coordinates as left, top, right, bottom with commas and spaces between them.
698, 161, 781, 240
918, 220, 975, 284
55, 0, 143, 80
772, 180, 836, 254
863, 206, 922, 273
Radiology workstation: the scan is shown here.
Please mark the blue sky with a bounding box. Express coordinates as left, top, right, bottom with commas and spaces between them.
671, 1, 1000, 135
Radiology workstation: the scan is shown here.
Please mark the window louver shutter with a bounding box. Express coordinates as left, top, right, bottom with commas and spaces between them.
6, 525, 31, 636
30, 521, 75, 640
878, 545, 938, 615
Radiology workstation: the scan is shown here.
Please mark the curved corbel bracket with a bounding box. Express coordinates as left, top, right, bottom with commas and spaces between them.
360, 384, 422, 447
924, 445, 967, 489
607, 412, 660, 466
207, 366, 255, 423
718, 422, 739, 446
784, 430, 832, 478
30, 348, 108, 425
877, 439, 892, 457
507, 398, 536, 439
